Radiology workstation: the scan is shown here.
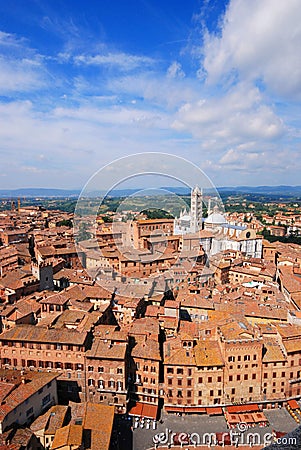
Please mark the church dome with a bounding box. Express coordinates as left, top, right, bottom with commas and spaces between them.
205, 212, 227, 224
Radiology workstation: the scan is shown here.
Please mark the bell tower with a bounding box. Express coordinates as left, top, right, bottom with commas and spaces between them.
190, 185, 202, 233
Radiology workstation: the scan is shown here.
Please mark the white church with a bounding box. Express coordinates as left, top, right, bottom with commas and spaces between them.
174, 186, 262, 259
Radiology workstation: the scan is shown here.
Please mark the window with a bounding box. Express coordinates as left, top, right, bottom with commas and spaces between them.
187, 390, 192, 398
198, 377, 203, 383
210, 389, 214, 396
244, 355, 250, 361
98, 367, 104, 373
244, 374, 248, 380
272, 372, 277, 378
187, 379, 192, 386
188, 368, 192, 376
198, 391, 202, 396
167, 367, 174, 374
42, 394, 51, 406
228, 356, 235, 362
208, 377, 212, 383
177, 390, 183, 398
252, 374, 256, 380
178, 379, 182, 386
229, 375, 233, 382
253, 355, 257, 360
264, 373, 268, 379
168, 390, 173, 397
237, 355, 241, 362
231, 388, 235, 395
168, 378, 172, 385
26, 407, 33, 417
237, 375, 241, 381
88, 378, 94, 386
117, 368, 123, 374
98, 380, 104, 389
249, 387, 253, 393
88, 366, 94, 372
218, 389, 222, 396
177, 368, 183, 375
217, 376, 222, 382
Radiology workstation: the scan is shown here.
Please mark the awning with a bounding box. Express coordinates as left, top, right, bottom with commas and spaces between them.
224, 412, 240, 424
184, 407, 206, 413
252, 412, 268, 423
129, 402, 158, 419
142, 404, 158, 420
206, 407, 223, 415
164, 405, 206, 414
239, 413, 254, 423
226, 404, 259, 414
288, 399, 299, 410
164, 406, 186, 413
129, 403, 143, 416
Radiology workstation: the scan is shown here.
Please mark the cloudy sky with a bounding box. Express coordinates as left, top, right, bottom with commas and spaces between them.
0, 0, 300, 189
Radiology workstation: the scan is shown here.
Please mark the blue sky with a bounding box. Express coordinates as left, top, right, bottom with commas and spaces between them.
0, 0, 300, 189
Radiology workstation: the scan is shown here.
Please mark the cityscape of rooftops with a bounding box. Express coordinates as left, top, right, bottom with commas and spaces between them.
0, 1, 301, 450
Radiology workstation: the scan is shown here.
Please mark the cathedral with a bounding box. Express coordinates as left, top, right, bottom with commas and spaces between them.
174, 186, 262, 259
174, 186, 203, 234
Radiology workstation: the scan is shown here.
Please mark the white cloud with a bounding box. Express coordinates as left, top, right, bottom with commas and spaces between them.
74, 52, 155, 71
203, 0, 301, 99
172, 83, 285, 144
0, 31, 45, 94
167, 61, 185, 79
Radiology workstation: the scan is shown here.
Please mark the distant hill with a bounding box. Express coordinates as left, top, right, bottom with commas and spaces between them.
217, 185, 301, 196
0, 188, 80, 198
1, 185, 301, 198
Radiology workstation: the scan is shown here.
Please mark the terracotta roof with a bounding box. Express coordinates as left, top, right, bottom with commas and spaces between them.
52, 424, 83, 449
282, 338, 301, 353
83, 403, 114, 450
0, 324, 88, 345
218, 319, 255, 341
164, 344, 195, 366
276, 323, 301, 338
177, 291, 214, 310
262, 339, 286, 362
40, 292, 70, 305
194, 340, 224, 367
86, 338, 127, 360
129, 317, 159, 337
0, 371, 59, 422
30, 405, 69, 434
132, 339, 161, 361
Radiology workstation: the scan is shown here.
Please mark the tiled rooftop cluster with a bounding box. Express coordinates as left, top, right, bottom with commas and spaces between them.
1, 205, 301, 446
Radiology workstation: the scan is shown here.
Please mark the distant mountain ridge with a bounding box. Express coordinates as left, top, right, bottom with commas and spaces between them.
1, 185, 301, 198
